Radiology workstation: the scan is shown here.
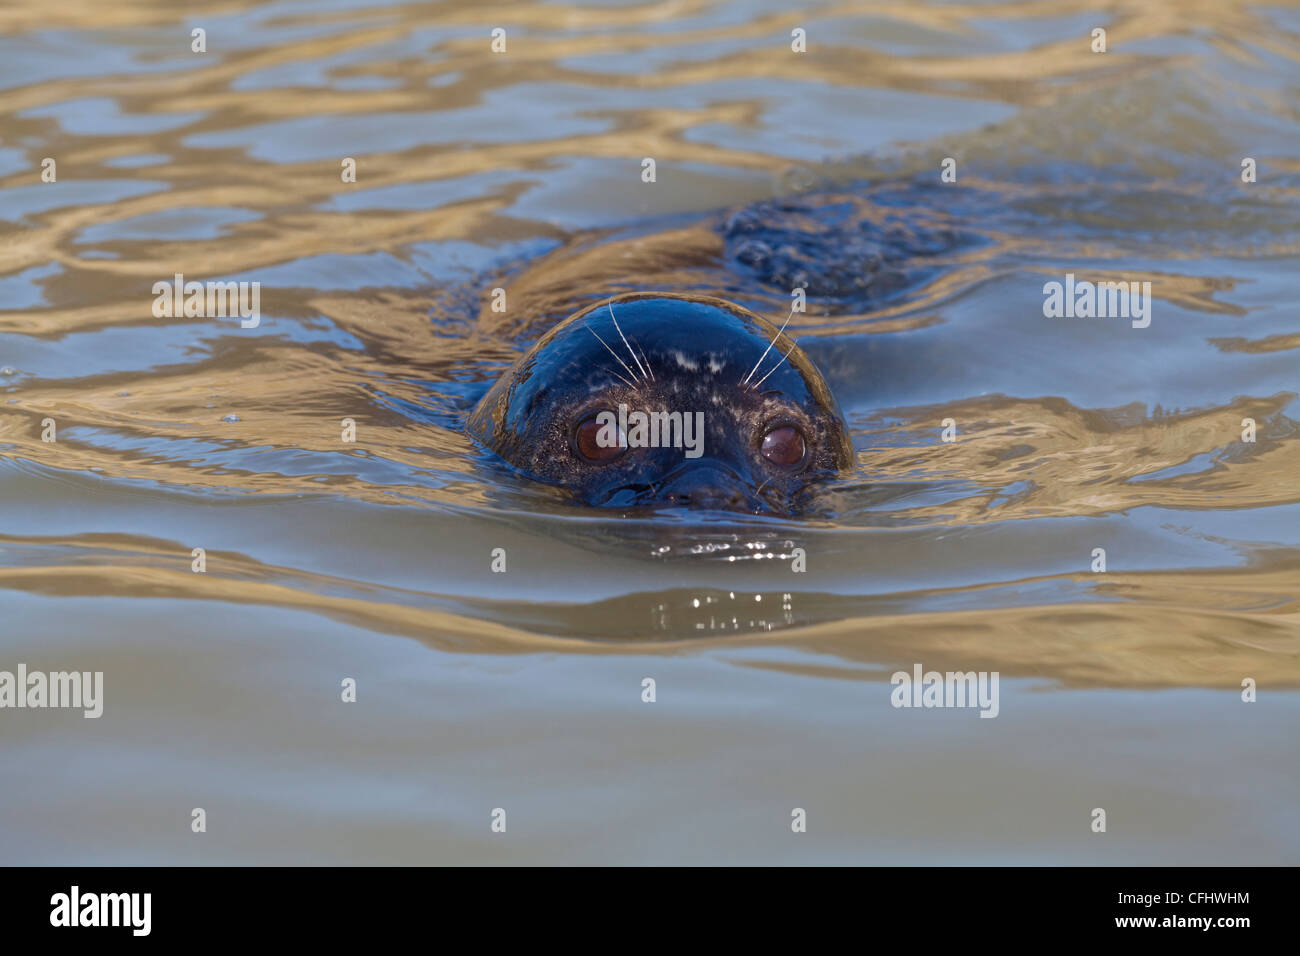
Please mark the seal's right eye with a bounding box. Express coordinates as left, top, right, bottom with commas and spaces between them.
760, 425, 807, 468
574, 413, 625, 463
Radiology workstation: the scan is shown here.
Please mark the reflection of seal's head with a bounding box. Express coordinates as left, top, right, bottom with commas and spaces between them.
467, 293, 854, 514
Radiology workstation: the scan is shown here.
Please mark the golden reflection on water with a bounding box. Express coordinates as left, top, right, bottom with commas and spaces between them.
1, 0, 1298, 691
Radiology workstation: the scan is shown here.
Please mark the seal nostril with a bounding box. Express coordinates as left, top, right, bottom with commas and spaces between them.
664, 486, 745, 509
656, 461, 756, 510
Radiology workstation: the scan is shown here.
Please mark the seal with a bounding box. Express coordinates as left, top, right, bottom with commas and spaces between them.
467, 292, 854, 514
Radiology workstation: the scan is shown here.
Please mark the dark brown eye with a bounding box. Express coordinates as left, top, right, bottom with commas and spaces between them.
574, 413, 624, 462
760, 425, 806, 468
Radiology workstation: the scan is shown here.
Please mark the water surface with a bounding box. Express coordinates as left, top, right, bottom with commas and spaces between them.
1, 0, 1298, 864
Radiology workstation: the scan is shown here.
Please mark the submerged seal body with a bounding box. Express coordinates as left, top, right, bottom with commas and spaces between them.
467, 292, 853, 514
461, 181, 979, 514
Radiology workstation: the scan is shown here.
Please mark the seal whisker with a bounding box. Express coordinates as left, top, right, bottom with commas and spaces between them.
750, 343, 797, 390
742, 307, 795, 386
587, 326, 640, 384
633, 339, 655, 381
599, 365, 637, 389
608, 301, 649, 382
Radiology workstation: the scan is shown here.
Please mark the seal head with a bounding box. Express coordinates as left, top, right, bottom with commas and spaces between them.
467, 293, 854, 514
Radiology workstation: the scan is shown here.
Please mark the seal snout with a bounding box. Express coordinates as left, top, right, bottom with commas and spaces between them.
659, 461, 754, 511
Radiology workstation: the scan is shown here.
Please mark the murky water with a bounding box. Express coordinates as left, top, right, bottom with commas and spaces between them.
2, 0, 1298, 864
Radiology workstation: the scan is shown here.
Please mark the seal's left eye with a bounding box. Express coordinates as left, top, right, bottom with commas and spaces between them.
574, 414, 624, 463
760, 425, 807, 468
